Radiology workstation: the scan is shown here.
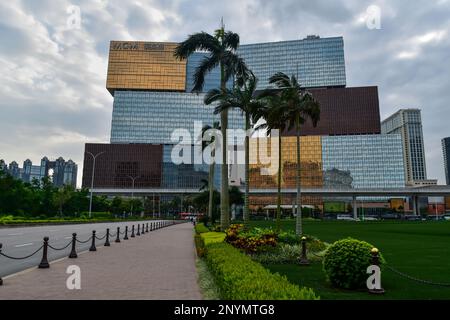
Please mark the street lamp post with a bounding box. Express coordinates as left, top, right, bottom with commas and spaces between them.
127, 175, 140, 216
86, 151, 105, 219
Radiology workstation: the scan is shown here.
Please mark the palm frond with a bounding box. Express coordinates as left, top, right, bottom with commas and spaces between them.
173, 32, 220, 60
223, 31, 240, 51
269, 72, 291, 89
192, 55, 220, 92
204, 88, 223, 105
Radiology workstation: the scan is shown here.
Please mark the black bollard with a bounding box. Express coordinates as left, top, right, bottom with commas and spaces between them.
146, 223, 149, 233
142, 223, 145, 234
299, 236, 310, 265
69, 233, 78, 258
124, 226, 129, 240
137, 224, 141, 236
131, 225, 135, 238
150, 222, 153, 231
0, 244, 3, 285
38, 237, 50, 268
105, 228, 111, 247
89, 231, 97, 251
115, 227, 121, 243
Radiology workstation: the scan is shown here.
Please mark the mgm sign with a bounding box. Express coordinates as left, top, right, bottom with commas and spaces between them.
111, 42, 165, 51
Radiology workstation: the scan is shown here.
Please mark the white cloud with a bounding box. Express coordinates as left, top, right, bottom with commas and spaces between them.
1, 0, 449, 186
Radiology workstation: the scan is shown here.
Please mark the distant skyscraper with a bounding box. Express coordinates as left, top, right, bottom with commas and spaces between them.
443, 137, 450, 185
381, 109, 427, 183
0, 159, 7, 173
2, 157, 77, 188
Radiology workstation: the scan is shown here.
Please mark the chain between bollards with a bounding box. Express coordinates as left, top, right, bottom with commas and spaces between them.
299, 236, 310, 265
38, 237, 50, 269
89, 231, 97, 252
105, 228, 110, 247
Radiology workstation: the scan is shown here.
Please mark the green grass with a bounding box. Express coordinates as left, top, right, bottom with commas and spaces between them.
249, 219, 450, 299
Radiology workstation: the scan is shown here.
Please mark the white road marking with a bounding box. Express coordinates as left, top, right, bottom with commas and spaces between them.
64, 236, 72, 239
14, 243, 33, 248
7, 233, 24, 236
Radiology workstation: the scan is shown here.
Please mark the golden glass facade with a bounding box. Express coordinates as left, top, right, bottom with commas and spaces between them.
106, 41, 186, 95
249, 136, 323, 209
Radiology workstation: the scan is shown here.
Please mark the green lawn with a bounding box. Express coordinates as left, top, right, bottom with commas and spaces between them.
249, 219, 450, 299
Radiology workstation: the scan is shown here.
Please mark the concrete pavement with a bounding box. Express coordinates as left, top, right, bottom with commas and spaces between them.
0, 222, 202, 300
0, 220, 165, 276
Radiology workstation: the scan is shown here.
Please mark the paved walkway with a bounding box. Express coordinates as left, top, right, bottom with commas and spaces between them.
0, 222, 202, 300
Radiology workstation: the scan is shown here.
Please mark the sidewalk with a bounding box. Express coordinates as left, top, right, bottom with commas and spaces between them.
0, 222, 202, 300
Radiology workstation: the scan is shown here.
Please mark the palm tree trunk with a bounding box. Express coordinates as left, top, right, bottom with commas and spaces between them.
208, 150, 215, 222
244, 114, 250, 225
295, 119, 302, 235
276, 132, 282, 231
220, 62, 230, 230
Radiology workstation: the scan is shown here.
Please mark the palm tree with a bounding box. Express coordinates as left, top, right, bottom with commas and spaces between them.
198, 122, 221, 221
174, 23, 250, 230
269, 72, 320, 235
252, 93, 290, 231
204, 73, 264, 225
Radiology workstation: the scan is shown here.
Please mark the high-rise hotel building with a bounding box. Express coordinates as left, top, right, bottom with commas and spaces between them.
381, 109, 428, 184
83, 35, 406, 210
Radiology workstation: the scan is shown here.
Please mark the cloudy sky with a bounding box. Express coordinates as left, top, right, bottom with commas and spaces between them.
1, 0, 449, 187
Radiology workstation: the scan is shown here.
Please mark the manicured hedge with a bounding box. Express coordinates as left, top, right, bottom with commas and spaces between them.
195, 222, 210, 234
200, 232, 226, 245
204, 242, 319, 300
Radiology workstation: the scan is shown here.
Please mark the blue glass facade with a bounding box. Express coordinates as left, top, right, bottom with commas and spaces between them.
322, 135, 405, 189
110, 91, 245, 144
238, 36, 346, 89
186, 52, 233, 92
162, 144, 220, 189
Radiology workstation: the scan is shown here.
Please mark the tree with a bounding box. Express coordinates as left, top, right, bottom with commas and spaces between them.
110, 196, 123, 215
53, 185, 73, 217
205, 72, 264, 225
174, 22, 250, 231
269, 72, 320, 235
252, 91, 290, 231
198, 121, 220, 221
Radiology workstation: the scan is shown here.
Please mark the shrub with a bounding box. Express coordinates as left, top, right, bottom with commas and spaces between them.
225, 224, 278, 253
194, 234, 206, 257
195, 222, 210, 234
200, 232, 226, 246
204, 242, 318, 300
323, 237, 384, 289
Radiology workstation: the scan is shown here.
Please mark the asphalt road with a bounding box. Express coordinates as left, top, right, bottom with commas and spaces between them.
0, 220, 166, 277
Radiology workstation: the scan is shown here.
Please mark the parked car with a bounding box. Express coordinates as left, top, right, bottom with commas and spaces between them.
443, 214, 450, 221
403, 215, 421, 221
380, 212, 400, 220
337, 214, 357, 221
363, 216, 379, 221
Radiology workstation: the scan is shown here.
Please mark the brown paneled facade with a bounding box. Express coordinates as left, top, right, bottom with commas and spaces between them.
82, 144, 163, 189
249, 136, 323, 210
283, 86, 381, 136
106, 41, 186, 95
